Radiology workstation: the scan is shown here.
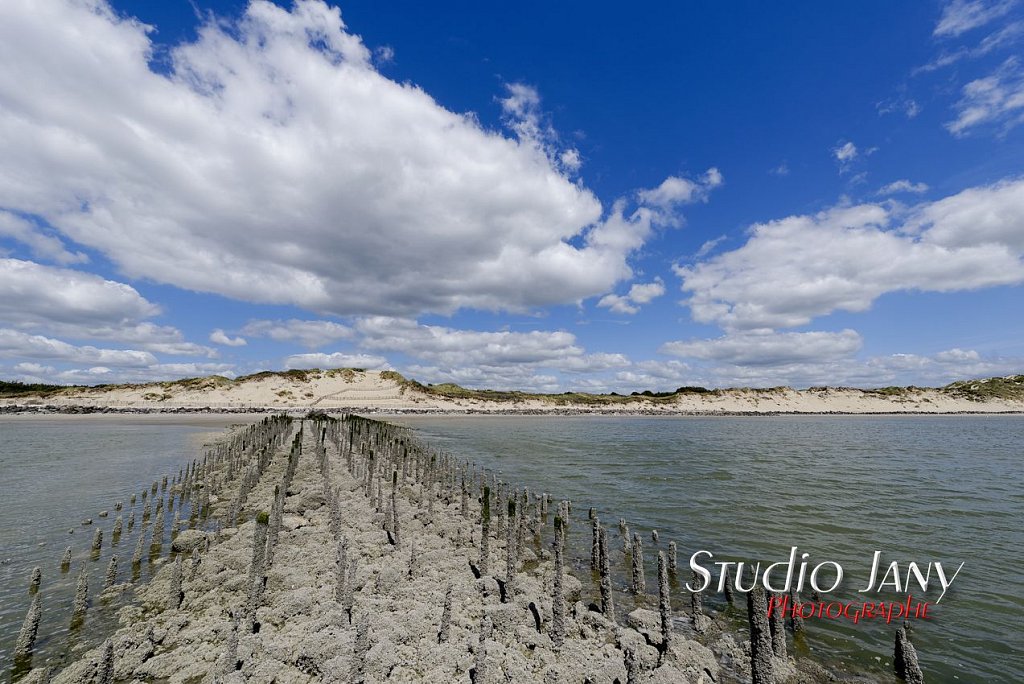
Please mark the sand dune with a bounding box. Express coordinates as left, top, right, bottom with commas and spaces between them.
3, 369, 1023, 414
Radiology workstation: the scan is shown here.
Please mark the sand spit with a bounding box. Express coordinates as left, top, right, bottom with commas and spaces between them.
10, 414, 877, 684
3, 369, 1024, 415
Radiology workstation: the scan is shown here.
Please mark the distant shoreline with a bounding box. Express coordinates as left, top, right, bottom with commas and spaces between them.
2, 404, 1023, 417
3, 369, 1023, 417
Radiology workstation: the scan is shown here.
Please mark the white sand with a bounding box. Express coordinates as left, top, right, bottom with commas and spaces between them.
3, 370, 1022, 414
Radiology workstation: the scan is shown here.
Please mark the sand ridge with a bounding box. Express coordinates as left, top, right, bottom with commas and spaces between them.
3, 369, 1024, 415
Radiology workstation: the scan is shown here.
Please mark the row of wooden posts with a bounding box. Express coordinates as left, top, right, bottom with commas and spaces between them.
10, 413, 925, 683
10, 416, 292, 680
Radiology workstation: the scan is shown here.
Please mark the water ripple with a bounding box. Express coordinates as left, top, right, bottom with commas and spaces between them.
398, 414, 1024, 683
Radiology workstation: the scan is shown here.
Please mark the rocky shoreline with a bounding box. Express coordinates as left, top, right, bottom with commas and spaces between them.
9, 414, 913, 683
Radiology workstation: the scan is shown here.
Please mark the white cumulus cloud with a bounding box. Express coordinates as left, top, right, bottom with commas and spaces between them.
241, 319, 353, 348
0, 329, 156, 367
675, 179, 1024, 330
210, 329, 247, 347
284, 352, 389, 370
946, 57, 1024, 135
0, 258, 213, 357
0, 211, 87, 265
833, 141, 858, 169
352, 317, 631, 388
0, 0, 704, 317
356, 317, 582, 366
878, 180, 930, 195
0, 258, 157, 327
30, 362, 237, 386
934, 0, 1017, 38
661, 330, 863, 366
597, 278, 665, 314
637, 168, 723, 212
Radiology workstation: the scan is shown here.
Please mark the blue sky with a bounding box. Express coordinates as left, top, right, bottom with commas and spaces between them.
1, 0, 1023, 391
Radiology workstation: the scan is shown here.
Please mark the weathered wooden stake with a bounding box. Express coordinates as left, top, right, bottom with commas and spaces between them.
747, 585, 774, 684
14, 593, 41, 659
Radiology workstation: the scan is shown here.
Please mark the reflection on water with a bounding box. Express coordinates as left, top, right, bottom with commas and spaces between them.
1, 414, 1021, 682
0, 416, 252, 676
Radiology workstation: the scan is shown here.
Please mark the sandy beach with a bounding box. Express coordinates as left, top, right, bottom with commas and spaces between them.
3, 370, 1023, 415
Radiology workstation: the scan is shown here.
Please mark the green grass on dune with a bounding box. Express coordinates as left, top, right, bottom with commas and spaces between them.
0, 380, 78, 397
3, 369, 1023, 404
942, 375, 1024, 401
381, 371, 714, 405
159, 375, 236, 391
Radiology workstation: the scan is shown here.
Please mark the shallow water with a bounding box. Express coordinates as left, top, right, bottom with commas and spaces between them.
394, 414, 1024, 683
1, 414, 1021, 682
0, 415, 256, 677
